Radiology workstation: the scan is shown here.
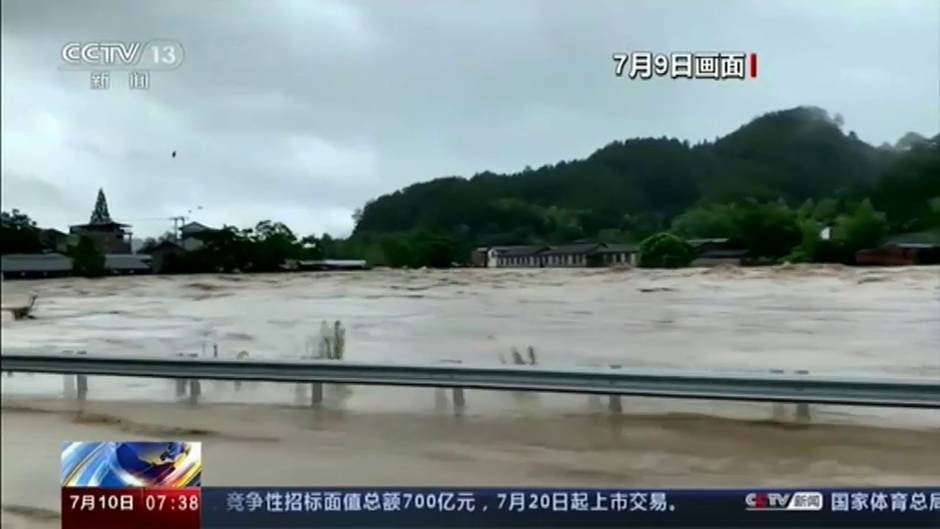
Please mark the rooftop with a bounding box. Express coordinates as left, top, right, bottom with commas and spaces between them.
593, 243, 637, 253
491, 243, 637, 257
688, 238, 731, 246
539, 243, 601, 256
69, 221, 131, 229
180, 221, 216, 235
493, 246, 549, 257
885, 231, 940, 246
1, 253, 73, 272
105, 254, 152, 270
697, 249, 750, 258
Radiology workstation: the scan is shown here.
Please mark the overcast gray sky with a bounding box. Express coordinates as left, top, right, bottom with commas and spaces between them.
2, 0, 938, 238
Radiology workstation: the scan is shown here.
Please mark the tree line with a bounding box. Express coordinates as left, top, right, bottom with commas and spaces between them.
352, 107, 939, 260
3, 106, 938, 273
5, 191, 934, 275
0, 212, 464, 274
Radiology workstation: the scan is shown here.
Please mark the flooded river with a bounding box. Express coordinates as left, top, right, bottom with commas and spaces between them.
2, 266, 939, 527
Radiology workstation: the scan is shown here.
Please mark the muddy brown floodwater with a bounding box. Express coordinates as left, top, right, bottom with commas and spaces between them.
2, 266, 940, 528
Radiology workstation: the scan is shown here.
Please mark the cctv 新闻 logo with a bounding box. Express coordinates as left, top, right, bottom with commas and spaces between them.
745, 491, 823, 511
60, 40, 185, 70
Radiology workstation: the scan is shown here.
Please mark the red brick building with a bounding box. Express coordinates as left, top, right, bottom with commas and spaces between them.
855, 243, 940, 266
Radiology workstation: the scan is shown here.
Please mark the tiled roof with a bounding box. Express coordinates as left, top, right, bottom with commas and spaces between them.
688, 238, 731, 247
105, 254, 152, 270
594, 243, 637, 253
697, 249, 749, 258
539, 244, 601, 256
180, 222, 215, 234
495, 246, 548, 257
885, 231, 940, 246
1, 253, 73, 272
493, 243, 637, 258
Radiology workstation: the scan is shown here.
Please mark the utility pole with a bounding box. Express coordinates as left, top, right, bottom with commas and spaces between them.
169, 216, 186, 243
169, 207, 201, 244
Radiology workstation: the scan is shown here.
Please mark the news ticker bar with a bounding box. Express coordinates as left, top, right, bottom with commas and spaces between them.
61, 487, 940, 529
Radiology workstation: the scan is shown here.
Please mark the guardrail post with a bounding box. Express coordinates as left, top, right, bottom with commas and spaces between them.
452, 388, 466, 416
795, 402, 811, 423
608, 364, 623, 414
76, 375, 88, 402
434, 388, 448, 412
64, 374, 76, 399
439, 360, 466, 416
794, 370, 811, 423
294, 384, 307, 405
175, 379, 188, 398
188, 379, 201, 405
587, 394, 602, 412
769, 369, 788, 421
768, 369, 813, 423
608, 395, 623, 414
311, 383, 323, 407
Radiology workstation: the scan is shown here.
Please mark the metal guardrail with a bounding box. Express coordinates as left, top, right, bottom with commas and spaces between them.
1, 353, 938, 408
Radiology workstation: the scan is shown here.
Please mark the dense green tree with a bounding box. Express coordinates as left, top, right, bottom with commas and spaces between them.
796, 198, 816, 219
246, 220, 302, 271
596, 228, 632, 243
871, 142, 940, 233
811, 198, 841, 224
299, 235, 324, 259
319, 234, 337, 257
352, 107, 907, 248
375, 232, 460, 268
5, 107, 937, 272
70, 236, 107, 277
380, 236, 414, 267
329, 237, 386, 265
672, 200, 801, 260
787, 218, 846, 263
638, 233, 694, 268
732, 200, 801, 259
833, 199, 888, 257
1, 209, 43, 254
930, 197, 940, 235
671, 203, 737, 238
413, 234, 460, 268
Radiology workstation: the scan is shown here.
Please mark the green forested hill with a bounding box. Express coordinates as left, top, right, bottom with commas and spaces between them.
353, 106, 937, 246
5, 107, 936, 270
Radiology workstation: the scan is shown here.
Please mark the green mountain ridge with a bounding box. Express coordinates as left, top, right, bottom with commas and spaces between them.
353, 106, 938, 246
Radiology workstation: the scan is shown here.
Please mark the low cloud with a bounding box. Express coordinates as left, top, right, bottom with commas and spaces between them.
2, 0, 937, 237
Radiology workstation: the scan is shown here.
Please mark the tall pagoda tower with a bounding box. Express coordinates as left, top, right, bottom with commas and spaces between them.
69, 188, 132, 253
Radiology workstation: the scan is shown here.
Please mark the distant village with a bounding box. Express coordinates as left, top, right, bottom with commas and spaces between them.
1, 189, 938, 280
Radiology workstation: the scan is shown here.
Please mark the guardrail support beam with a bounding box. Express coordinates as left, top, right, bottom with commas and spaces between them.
795, 402, 811, 423
608, 395, 623, 414
452, 387, 466, 416
188, 379, 201, 405
434, 388, 448, 413
311, 382, 324, 407
64, 375, 75, 399
76, 375, 88, 401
